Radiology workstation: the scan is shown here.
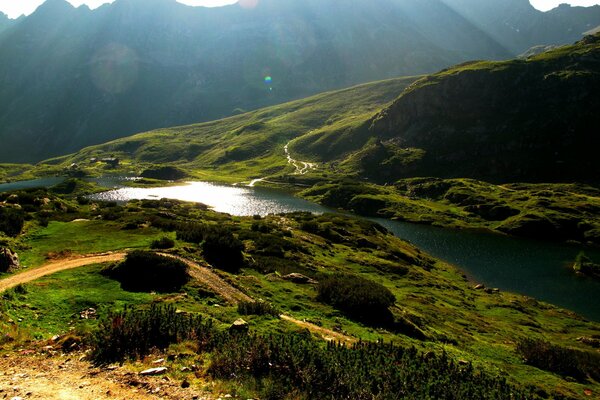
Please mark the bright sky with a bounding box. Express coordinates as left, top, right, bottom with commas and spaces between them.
1, 0, 600, 19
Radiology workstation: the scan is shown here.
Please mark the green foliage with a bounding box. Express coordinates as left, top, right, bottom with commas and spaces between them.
177, 223, 245, 271
209, 333, 542, 400
90, 303, 215, 365
150, 237, 175, 250
202, 227, 245, 272
0, 207, 24, 237
102, 251, 190, 293
317, 273, 395, 324
573, 252, 600, 278
140, 166, 187, 181
517, 338, 600, 382
237, 300, 280, 317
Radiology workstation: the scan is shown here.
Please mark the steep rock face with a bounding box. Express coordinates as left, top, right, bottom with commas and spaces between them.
368, 34, 600, 183
0, 0, 599, 162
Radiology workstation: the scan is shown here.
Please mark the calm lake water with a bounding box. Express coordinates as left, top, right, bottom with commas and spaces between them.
88, 180, 600, 321
0, 177, 65, 192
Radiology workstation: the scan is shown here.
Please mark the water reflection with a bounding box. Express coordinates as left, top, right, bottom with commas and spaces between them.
89, 181, 330, 216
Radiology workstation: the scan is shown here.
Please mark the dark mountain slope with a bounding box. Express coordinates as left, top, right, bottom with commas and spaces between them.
0, 0, 598, 162
291, 34, 600, 184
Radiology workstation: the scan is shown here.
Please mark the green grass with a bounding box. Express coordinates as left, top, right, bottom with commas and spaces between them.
1, 264, 154, 339
20, 221, 173, 267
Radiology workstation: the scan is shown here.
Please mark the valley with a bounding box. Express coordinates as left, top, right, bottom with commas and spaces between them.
1, 2, 600, 398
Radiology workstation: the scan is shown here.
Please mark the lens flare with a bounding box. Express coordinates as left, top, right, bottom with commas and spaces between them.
238, 0, 259, 9
90, 43, 139, 94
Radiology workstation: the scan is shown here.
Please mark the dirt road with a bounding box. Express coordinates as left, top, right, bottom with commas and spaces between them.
157, 253, 253, 304
0, 252, 127, 293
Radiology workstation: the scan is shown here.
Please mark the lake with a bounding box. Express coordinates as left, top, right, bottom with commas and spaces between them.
87, 180, 600, 321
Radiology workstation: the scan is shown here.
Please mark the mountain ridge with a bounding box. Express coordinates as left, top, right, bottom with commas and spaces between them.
1, 0, 599, 162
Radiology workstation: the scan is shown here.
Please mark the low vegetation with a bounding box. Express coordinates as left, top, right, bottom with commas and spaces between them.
517, 338, 600, 382
573, 252, 600, 279
91, 303, 214, 365
317, 273, 395, 324
102, 251, 190, 292
89, 303, 543, 399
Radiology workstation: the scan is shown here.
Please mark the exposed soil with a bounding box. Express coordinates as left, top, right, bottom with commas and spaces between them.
0, 350, 211, 400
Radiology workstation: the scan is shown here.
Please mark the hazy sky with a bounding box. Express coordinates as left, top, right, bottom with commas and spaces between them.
1, 0, 600, 19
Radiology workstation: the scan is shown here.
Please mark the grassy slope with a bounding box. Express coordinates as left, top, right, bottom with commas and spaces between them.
1, 191, 600, 398
29, 76, 418, 184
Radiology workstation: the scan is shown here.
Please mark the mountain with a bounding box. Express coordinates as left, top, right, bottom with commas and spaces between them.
292, 33, 600, 184
39, 34, 600, 185
0, 12, 12, 34
442, 0, 600, 53
1, 0, 600, 163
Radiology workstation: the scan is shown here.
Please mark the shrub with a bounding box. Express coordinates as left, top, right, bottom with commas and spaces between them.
176, 222, 207, 243
237, 300, 280, 317
90, 303, 215, 365
0, 208, 25, 237
200, 226, 244, 272
102, 251, 190, 292
140, 166, 186, 181
317, 273, 395, 323
517, 338, 600, 382
151, 237, 175, 249
208, 333, 542, 400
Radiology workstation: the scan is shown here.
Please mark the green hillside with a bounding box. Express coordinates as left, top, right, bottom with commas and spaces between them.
293, 33, 600, 184
41, 76, 420, 183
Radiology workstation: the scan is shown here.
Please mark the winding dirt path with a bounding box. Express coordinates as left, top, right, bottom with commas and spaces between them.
285, 142, 318, 175
157, 253, 253, 304
0, 252, 355, 343
0, 252, 127, 293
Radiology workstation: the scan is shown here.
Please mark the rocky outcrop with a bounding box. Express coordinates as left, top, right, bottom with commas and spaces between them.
368, 34, 600, 184
0, 247, 20, 273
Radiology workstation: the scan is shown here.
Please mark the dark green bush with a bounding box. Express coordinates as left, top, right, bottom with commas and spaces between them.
237, 300, 280, 317
90, 303, 215, 365
202, 227, 245, 272
140, 166, 187, 181
317, 273, 395, 323
0, 207, 25, 237
517, 338, 600, 382
102, 251, 190, 292
176, 222, 207, 243
151, 237, 175, 249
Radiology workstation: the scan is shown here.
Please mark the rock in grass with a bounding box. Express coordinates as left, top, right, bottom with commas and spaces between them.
140, 367, 168, 376
229, 319, 249, 332
282, 273, 317, 284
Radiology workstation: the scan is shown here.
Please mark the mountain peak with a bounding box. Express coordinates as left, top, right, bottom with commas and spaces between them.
35, 0, 75, 14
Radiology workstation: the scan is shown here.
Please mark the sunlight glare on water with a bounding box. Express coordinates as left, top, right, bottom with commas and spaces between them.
89, 181, 328, 216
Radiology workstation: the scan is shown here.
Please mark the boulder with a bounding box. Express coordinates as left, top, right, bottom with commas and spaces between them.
229, 318, 249, 333
0, 247, 20, 273
282, 273, 317, 284
140, 367, 168, 376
